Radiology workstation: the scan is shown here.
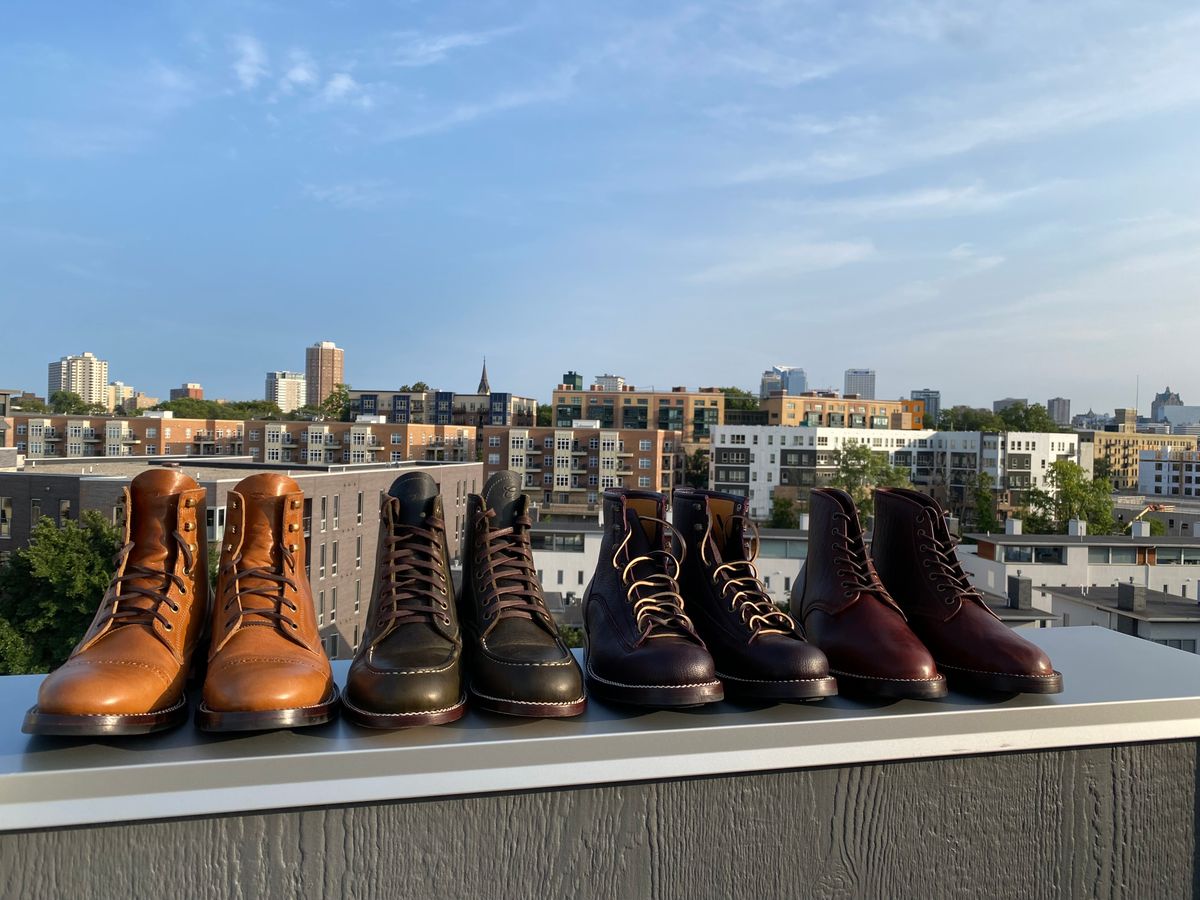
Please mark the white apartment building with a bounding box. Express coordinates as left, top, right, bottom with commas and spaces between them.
709, 425, 1083, 521
266, 371, 307, 414
1139, 449, 1200, 498
48, 352, 108, 407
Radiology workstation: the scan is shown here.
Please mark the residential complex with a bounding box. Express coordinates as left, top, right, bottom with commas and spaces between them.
7, 412, 245, 458
169, 383, 204, 401
247, 419, 474, 466
761, 391, 927, 430
843, 368, 876, 400
348, 388, 535, 428
1047, 397, 1071, 427
910, 388, 941, 423
1139, 450, 1200, 498
0, 457, 483, 659
266, 371, 307, 414
480, 424, 683, 519
709, 424, 1081, 521
550, 373, 724, 445
305, 341, 344, 408
47, 352, 108, 407
1079, 424, 1197, 490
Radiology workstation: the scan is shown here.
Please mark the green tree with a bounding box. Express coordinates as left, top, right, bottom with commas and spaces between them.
1021, 460, 1115, 535
557, 625, 584, 649
971, 473, 1001, 533
536, 403, 553, 426
1093, 456, 1115, 483
767, 495, 800, 529
1147, 518, 1167, 537
151, 397, 284, 420
320, 383, 352, 421
49, 390, 95, 415
997, 401, 1063, 433
935, 405, 1003, 431
0, 511, 121, 674
13, 395, 49, 412
684, 449, 709, 488
829, 443, 912, 517
411, 381, 431, 392
719, 387, 759, 411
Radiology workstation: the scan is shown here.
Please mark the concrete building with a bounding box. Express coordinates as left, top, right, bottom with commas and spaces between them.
1139, 450, 1200, 499
266, 371, 307, 414
1161, 405, 1200, 428
305, 341, 344, 409
0, 457, 483, 658
843, 369, 876, 400
481, 424, 683, 519
1152, 387, 1184, 423
760, 367, 808, 400
105, 382, 135, 413
550, 376, 724, 446
593, 374, 626, 392
710, 425, 1081, 521
245, 419, 474, 466
993, 397, 1028, 414
170, 383, 204, 401
761, 391, 926, 430
48, 352, 108, 407
1047, 397, 1071, 427
1080, 427, 1197, 491
910, 389, 941, 424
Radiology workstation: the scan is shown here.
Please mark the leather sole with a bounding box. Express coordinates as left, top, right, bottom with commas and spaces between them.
196, 686, 340, 732
939, 664, 1064, 695
469, 685, 587, 718
832, 669, 948, 700
585, 666, 724, 708
718, 672, 838, 702
22, 694, 188, 737
341, 692, 467, 729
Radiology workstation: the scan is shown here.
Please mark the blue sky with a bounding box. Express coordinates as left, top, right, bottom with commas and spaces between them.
2, 1, 1199, 413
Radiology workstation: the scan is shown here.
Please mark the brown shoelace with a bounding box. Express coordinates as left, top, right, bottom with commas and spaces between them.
472, 507, 551, 637
831, 511, 898, 608
612, 514, 700, 646
375, 505, 452, 632
98, 533, 194, 645
220, 543, 301, 633
919, 509, 985, 604
702, 514, 796, 640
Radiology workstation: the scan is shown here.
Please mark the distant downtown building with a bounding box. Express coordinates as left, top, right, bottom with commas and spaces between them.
169, 383, 204, 401
1152, 387, 1184, 423
993, 397, 1028, 413
1138, 449, 1200, 499
551, 372, 724, 446
843, 368, 876, 400
266, 371, 307, 414
305, 341, 345, 408
910, 388, 941, 423
760, 366, 808, 400
47, 352, 108, 407
1047, 397, 1072, 427
592, 374, 626, 392
761, 391, 927, 430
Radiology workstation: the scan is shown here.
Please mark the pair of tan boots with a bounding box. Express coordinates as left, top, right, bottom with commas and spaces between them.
23, 468, 338, 735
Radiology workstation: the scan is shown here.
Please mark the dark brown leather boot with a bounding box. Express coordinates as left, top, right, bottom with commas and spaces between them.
460, 471, 585, 717
343, 472, 465, 728
672, 488, 836, 701
583, 489, 722, 708
199, 474, 339, 731
791, 488, 946, 699
872, 488, 1063, 694
24, 469, 209, 735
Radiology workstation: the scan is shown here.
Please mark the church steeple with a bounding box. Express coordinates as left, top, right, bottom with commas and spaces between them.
478, 357, 491, 394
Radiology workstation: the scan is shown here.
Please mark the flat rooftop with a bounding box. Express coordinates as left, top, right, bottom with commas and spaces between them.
968, 532, 1200, 547
3, 456, 480, 483
1039, 586, 1200, 621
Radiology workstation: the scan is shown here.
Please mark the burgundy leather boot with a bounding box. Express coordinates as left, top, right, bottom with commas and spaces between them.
791, 488, 946, 699
583, 489, 722, 708
872, 488, 1063, 694
672, 487, 835, 701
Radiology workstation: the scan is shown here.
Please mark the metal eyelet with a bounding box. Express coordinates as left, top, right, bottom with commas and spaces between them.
291, 500, 301, 509
164, 623, 173, 631
183, 522, 194, 532
184, 498, 196, 508
291, 623, 299, 630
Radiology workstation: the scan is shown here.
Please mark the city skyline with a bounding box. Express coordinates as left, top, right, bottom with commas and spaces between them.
2, 2, 1198, 410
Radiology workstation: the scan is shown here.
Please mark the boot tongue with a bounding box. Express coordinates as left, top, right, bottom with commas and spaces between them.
481, 470, 523, 529
231, 474, 297, 614
388, 472, 439, 527
117, 469, 197, 616
705, 496, 748, 563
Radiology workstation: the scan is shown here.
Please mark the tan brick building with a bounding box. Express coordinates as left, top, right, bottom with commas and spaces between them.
551, 374, 724, 446
305, 341, 345, 408
246, 419, 474, 466
11, 413, 246, 458
482, 424, 683, 518
1082, 427, 1198, 491
761, 391, 927, 430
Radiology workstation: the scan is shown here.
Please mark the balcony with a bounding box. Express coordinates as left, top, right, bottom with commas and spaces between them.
0, 629, 1197, 894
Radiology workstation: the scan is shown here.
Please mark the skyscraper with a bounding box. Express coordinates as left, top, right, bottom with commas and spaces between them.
844, 368, 876, 400
1152, 387, 1183, 423
48, 351, 109, 406
760, 366, 807, 399
910, 388, 941, 423
1047, 397, 1071, 427
305, 341, 344, 408
267, 371, 307, 414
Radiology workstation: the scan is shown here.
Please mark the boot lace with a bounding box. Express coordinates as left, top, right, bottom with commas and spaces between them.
612, 515, 699, 646
918, 510, 984, 604
99, 533, 194, 641
375, 504, 452, 633
831, 512, 893, 601
472, 507, 550, 636
220, 543, 300, 633
701, 514, 796, 640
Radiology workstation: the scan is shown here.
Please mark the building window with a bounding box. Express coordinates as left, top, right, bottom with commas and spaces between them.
356, 536, 362, 569
318, 589, 325, 624
330, 586, 337, 623
355, 579, 362, 613
319, 543, 326, 579
320, 497, 327, 532
58, 499, 71, 524
331, 541, 338, 575
333, 495, 340, 529
0, 497, 10, 538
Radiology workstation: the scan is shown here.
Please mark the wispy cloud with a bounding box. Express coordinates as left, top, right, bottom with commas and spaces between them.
319, 72, 371, 107
229, 34, 268, 90
303, 180, 405, 209
785, 182, 1060, 220
277, 49, 318, 95
688, 238, 876, 284
388, 27, 517, 67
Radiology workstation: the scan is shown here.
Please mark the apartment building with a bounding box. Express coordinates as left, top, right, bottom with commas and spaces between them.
266, 371, 307, 414
843, 368, 876, 400
1080, 428, 1197, 490
1047, 397, 1071, 427
349, 389, 535, 428
169, 383, 204, 401
710, 425, 1082, 521
305, 341, 344, 408
761, 391, 926, 430
1139, 450, 1200, 498
910, 388, 941, 423
481, 424, 683, 519
47, 352, 108, 407
550, 374, 724, 445
10, 412, 245, 459
245, 418, 475, 466
0, 457, 483, 659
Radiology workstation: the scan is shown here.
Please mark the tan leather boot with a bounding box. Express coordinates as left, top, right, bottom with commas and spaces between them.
198, 473, 338, 731
23, 468, 209, 736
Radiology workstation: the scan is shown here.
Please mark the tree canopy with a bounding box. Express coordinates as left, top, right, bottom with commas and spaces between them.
766, 495, 800, 529
1020, 460, 1116, 535
829, 442, 912, 516
150, 397, 284, 420
685, 449, 709, 488
935, 402, 1067, 433
719, 387, 760, 411
49, 390, 106, 415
